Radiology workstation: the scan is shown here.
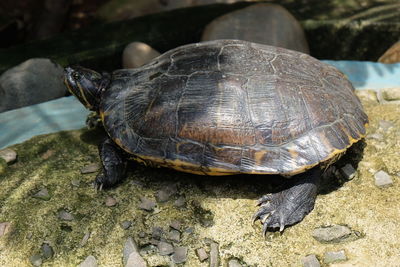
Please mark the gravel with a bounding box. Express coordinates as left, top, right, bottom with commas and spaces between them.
33, 188, 51, 201
41, 243, 54, 259
168, 229, 181, 243
210, 242, 220, 267
80, 163, 99, 174
157, 241, 174, 256
323, 250, 347, 263
312, 225, 357, 243
174, 196, 186, 207
171, 246, 188, 264
169, 220, 181, 231
123, 237, 147, 267
196, 247, 208, 262
58, 210, 74, 221
155, 184, 178, 202
29, 254, 43, 267
302, 254, 320, 267
374, 170, 393, 188
228, 258, 243, 267
78, 255, 98, 267
0, 148, 17, 164
0, 222, 10, 237
121, 221, 132, 230
105, 196, 117, 207
340, 164, 357, 180
80, 232, 91, 247
138, 197, 156, 211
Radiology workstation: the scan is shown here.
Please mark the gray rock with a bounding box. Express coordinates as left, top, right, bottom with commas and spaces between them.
122, 42, 160, 69
210, 242, 220, 267
29, 254, 43, 267
170, 220, 181, 231
58, 210, 74, 221
80, 232, 91, 247
121, 220, 132, 230
323, 250, 347, 264
138, 196, 156, 211
202, 3, 309, 54
105, 196, 117, 207
172, 246, 188, 264
0, 222, 10, 237
174, 196, 186, 207
168, 229, 181, 243
0, 148, 17, 164
340, 164, 356, 180
374, 170, 393, 188
152, 227, 164, 240
123, 237, 147, 267
302, 254, 320, 267
157, 241, 174, 256
312, 225, 357, 243
33, 188, 51, 201
80, 163, 99, 174
155, 184, 178, 202
380, 87, 400, 102
228, 258, 243, 267
41, 243, 54, 259
0, 58, 66, 112
196, 247, 208, 262
78, 255, 98, 267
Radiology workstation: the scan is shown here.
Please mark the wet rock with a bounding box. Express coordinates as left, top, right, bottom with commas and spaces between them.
58, 210, 74, 221
202, 3, 309, 54
340, 164, 356, 180
78, 255, 98, 267
80, 163, 99, 174
374, 170, 393, 188
312, 225, 359, 243
323, 250, 347, 264
196, 247, 208, 262
378, 120, 394, 131
0, 58, 66, 112
210, 242, 220, 267
170, 220, 181, 231
228, 258, 243, 267
380, 87, 400, 102
174, 196, 186, 207
0, 148, 17, 164
302, 254, 320, 267
80, 232, 91, 247
157, 241, 174, 256
0, 222, 11, 237
168, 229, 181, 243
139, 196, 156, 211
121, 220, 132, 230
155, 184, 178, 202
41, 243, 54, 259
33, 188, 51, 201
30, 254, 43, 267
123, 237, 147, 267
105, 196, 117, 207
172, 246, 188, 264
122, 42, 160, 69
378, 41, 400, 63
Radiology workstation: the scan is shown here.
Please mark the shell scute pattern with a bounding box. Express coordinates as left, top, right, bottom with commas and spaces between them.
100, 40, 368, 176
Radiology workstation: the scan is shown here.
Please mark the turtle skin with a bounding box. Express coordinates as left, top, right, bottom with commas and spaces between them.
69, 40, 368, 233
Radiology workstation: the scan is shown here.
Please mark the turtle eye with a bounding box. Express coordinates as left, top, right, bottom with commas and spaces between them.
72, 72, 81, 81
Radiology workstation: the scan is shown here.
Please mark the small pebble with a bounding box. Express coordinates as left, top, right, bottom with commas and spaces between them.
29, 254, 43, 267
168, 229, 181, 243
121, 221, 132, 230
41, 149, 55, 160
196, 247, 208, 262
126, 251, 147, 267
58, 210, 74, 221
0, 222, 11, 237
78, 255, 98, 267
367, 133, 384, 140
71, 180, 81, 187
374, 170, 393, 188
139, 196, 156, 211
170, 220, 181, 231
302, 254, 320, 267
228, 259, 243, 267
378, 120, 394, 131
80, 232, 91, 247
105, 196, 117, 207
41, 243, 54, 259
0, 148, 17, 164
123, 237, 145, 266
172, 246, 188, 264
210, 242, 220, 267
324, 250, 347, 264
33, 188, 51, 201
155, 184, 178, 202
80, 163, 99, 174
174, 196, 186, 207
152, 227, 164, 240
157, 241, 174, 256
312, 225, 354, 243
340, 164, 356, 180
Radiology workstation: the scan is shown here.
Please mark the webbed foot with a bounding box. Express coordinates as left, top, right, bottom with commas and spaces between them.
253, 168, 321, 235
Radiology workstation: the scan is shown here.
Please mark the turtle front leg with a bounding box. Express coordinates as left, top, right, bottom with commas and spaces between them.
95, 138, 127, 189
253, 168, 321, 235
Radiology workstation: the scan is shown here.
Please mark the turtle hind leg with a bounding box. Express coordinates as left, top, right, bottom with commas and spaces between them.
253, 167, 321, 235
95, 138, 128, 189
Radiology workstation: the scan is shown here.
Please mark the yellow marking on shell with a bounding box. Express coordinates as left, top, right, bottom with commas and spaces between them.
254, 150, 266, 166
288, 148, 299, 159
113, 138, 123, 148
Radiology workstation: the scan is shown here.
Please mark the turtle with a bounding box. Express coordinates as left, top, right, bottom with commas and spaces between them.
64, 39, 368, 234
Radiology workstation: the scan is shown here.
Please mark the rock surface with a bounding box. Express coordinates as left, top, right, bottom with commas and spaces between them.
122, 42, 160, 69
312, 225, 359, 243
201, 3, 309, 54
323, 250, 347, 264
302, 254, 320, 267
0, 58, 66, 112
0, 148, 17, 164
78, 255, 97, 267
378, 41, 400, 63
374, 170, 393, 188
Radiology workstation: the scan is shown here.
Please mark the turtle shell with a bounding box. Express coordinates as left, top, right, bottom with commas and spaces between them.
100, 39, 368, 176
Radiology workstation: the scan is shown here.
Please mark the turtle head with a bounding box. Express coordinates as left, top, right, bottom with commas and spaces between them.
64, 66, 110, 111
